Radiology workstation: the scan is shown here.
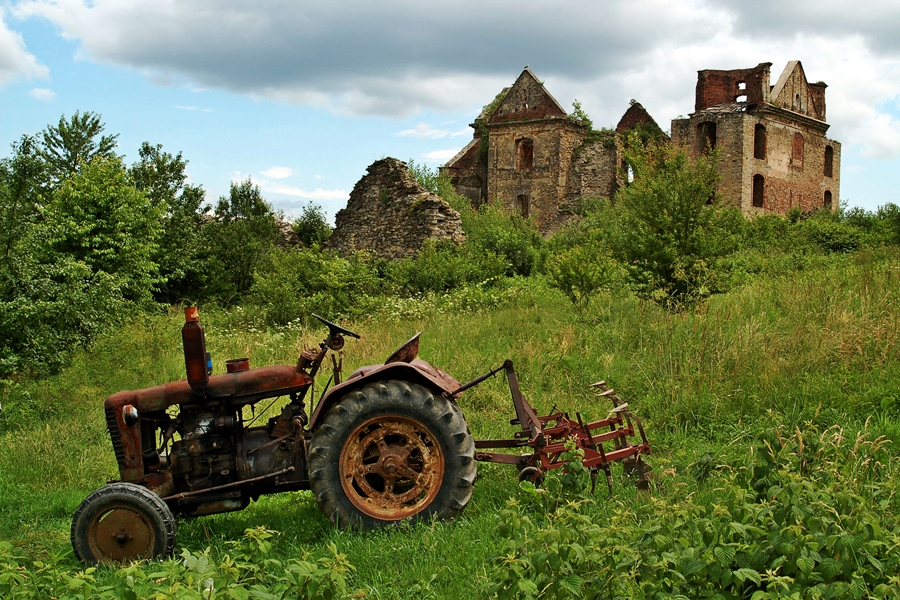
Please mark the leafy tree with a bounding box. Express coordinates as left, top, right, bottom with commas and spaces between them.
0, 154, 160, 375
611, 136, 739, 309
203, 178, 279, 301
39, 111, 119, 185
0, 135, 44, 269
41, 156, 163, 302
0, 249, 127, 376
293, 202, 332, 247
408, 159, 439, 194
129, 142, 208, 302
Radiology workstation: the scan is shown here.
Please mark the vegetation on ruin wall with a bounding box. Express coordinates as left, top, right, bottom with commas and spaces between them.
2, 112, 900, 597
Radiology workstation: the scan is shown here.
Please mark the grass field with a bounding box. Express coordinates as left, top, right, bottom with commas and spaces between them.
1, 246, 899, 598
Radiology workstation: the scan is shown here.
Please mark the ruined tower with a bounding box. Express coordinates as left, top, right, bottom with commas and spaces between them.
671, 61, 841, 215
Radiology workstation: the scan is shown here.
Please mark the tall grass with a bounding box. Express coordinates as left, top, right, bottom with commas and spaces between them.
0, 247, 898, 596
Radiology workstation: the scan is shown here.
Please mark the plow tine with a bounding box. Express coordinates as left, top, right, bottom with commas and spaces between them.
604, 466, 614, 498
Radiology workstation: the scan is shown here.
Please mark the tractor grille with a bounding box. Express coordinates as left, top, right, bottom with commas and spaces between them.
105, 406, 127, 472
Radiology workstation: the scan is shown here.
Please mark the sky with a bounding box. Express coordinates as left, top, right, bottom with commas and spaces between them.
1, 0, 899, 221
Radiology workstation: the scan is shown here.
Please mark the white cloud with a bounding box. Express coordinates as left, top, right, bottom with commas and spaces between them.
397, 123, 469, 139
0, 8, 47, 85
11, 0, 900, 158
313, 174, 322, 180
259, 182, 348, 200
174, 104, 212, 112
262, 166, 293, 179
422, 149, 458, 162
28, 86, 55, 101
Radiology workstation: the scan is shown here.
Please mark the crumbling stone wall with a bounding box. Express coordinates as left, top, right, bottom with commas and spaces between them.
565, 138, 620, 206
328, 158, 465, 260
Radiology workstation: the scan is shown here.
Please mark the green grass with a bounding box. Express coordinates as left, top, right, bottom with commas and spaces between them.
1, 247, 899, 597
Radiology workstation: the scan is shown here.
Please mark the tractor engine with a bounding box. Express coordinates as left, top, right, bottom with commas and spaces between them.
168, 404, 239, 494
165, 401, 308, 516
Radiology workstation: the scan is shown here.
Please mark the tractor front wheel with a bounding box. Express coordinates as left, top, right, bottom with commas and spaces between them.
71, 482, 177, 565
308, 380, 475, 529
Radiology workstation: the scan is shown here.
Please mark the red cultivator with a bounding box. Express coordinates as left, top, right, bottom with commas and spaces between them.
458, 360, 652, 495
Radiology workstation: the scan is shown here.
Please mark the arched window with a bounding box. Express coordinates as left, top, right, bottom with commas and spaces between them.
792, 133, 804, 167
515, 194, 530, 217
752, 174, 764, 207
754, 124, 766, 160
824, 145, 834, 178
824, 190, 833, 209
516, 139, 534, 172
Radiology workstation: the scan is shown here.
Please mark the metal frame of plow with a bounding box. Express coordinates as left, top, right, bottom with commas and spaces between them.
450, 360, 652, 496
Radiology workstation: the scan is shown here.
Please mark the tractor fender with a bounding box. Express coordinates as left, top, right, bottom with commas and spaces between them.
308, 359, 461, 430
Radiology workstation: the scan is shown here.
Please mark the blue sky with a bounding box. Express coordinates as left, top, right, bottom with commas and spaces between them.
2, 1, 899, 221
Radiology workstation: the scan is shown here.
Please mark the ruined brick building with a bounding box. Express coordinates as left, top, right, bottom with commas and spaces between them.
442, 69, 661, 233
444, 62, 840, 229
671, 61, 840, 214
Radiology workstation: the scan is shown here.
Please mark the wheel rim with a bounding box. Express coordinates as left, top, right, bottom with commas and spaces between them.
87, 504, 156, 562
339, 414, 445, 520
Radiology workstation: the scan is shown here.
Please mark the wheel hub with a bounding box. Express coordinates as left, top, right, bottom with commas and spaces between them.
89, 505, 155, 562
339, 415, 445, 520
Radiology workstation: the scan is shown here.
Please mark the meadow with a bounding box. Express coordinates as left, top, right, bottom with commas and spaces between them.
1, 243, 899, 598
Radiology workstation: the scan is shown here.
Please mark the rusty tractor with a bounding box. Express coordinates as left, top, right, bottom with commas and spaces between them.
72, 310, 650, 564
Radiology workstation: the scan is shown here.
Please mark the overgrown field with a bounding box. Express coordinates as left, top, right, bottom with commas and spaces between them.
2, 246, 899, 598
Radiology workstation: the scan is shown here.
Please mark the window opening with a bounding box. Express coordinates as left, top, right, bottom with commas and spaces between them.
736, 95, 748, 103
516, 138, 534, 172
738, 81, 747, 91
752, 174, 764, 207
515, 194, 530, 218
824, 145, 834, 178
792, 133, 804, 167
697, 122, 716, 154
754, 124, 766, 160
824, 190, 832, 209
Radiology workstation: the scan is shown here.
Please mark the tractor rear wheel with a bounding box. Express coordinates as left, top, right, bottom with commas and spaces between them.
71, 482, 177, 565
308, 380, 475, 529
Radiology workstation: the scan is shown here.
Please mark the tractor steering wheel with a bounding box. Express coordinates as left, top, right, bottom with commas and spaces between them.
312, 314, 361, 340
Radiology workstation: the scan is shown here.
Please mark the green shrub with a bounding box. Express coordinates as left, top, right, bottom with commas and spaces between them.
485, 423, 900, 599
545, 245, 621, 317
610, 137, 740, 309
452, 200, 544, 277
248, 247, 382, 325
798, 215, 862, 252
387, 240, 508, 294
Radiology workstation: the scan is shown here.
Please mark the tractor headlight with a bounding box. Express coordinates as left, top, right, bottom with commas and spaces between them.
122, 404, 139, 426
